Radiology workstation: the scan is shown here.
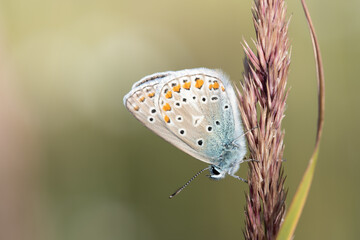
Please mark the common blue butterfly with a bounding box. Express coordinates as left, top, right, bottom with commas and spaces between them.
123, 68, 248, 197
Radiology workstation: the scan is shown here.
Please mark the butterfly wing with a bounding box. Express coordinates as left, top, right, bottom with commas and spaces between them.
123, 71, 213, 164
156, 68, 245, 165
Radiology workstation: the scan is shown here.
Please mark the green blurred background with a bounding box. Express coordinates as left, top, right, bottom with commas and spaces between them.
0, 0, 358, 239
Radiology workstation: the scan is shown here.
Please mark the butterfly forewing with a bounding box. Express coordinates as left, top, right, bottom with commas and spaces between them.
124, 72, 211, 163
124, 83, 160, 130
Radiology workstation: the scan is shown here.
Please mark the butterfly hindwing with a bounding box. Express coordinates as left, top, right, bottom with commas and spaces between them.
157, 69, 242, 164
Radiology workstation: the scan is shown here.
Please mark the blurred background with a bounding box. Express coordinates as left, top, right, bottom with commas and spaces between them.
0, 0, 358, 239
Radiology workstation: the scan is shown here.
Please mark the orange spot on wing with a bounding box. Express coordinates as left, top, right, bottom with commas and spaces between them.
183, 82, 191, 90
213, 81, 219, 89
139, 96, 145, 102
165, 91, 172, 99
221, 86, 225, 92
173, 85, 181, 92
162, 103, 171, 111
164, 115, 170, 123
148, 92, 155, 98
209, 84, 213, 90
195, 79, 204, 89
134, 106, 139, 111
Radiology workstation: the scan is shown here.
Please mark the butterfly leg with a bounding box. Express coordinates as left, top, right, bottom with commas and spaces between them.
229, 174, 248, 183
242, 158, 286, 163
231, 125, 259, 146
242, 158, 259, 163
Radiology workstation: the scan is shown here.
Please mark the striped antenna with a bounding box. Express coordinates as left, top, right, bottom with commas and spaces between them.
169, 167, 210, 199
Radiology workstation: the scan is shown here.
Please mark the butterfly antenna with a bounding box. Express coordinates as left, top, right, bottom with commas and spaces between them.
169, 167, 210, 199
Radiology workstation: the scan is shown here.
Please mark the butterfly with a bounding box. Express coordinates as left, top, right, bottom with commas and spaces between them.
123, 68, 248, 198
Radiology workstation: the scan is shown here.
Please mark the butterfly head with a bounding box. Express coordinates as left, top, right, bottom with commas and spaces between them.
209, 165, 226, 180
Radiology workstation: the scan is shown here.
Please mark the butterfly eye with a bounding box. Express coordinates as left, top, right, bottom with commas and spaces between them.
211, 166, 220, 175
